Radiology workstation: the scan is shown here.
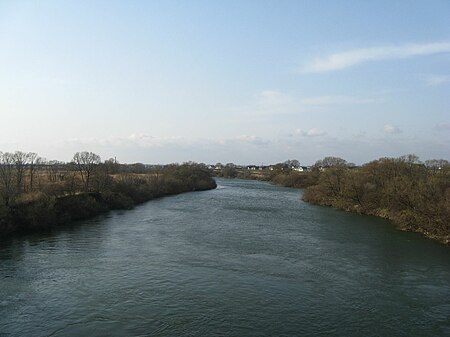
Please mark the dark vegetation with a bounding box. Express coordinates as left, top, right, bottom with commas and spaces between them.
214, 155, 450, 244
303, 155, 449, 244
0, 151, 216, 238
2, 150, 447, 244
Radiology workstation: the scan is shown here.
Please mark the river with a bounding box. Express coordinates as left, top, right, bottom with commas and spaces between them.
1, 178, 449, 336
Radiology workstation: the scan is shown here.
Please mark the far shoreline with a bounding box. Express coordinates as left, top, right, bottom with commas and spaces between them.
213, 168, 449, 246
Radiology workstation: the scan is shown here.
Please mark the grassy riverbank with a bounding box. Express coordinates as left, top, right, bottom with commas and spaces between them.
0, 152, 216, 238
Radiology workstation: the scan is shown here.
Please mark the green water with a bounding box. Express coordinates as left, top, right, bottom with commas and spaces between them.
1, 178, 449, 336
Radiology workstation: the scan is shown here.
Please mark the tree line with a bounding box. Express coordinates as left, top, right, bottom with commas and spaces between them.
0, 151, 216, 238
303, 155, 449, 244
0, 151, 115, 204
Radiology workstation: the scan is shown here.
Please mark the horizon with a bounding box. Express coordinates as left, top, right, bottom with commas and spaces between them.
0, 149, 443, 168
1, 1, 449, 164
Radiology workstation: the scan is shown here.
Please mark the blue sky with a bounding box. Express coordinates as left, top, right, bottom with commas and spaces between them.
1, 0, 449, 164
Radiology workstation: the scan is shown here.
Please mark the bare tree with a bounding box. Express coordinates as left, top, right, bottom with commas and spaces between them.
284, 159, 301, 168
13, 151, 30, 193
27, 152, 40, 191
104, 158, 119, 175
0, 152, 16, 205
399, 154, 420, 167
314, 156, 348, 168
92, 162, 113, 193
46, 160, 64, 183
425, 159, 449, 170
72, 151, 101, 192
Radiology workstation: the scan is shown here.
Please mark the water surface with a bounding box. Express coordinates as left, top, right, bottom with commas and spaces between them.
1, 178, 449, 336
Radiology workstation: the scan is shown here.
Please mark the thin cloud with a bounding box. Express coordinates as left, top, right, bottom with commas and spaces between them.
64, 134, 187, 149
233, 135, 269, 146
303, 42, 450, 73
215, 135, 270, 147
423, 75, 450, 86
299, 95, 381, 105
65, 134, 271, 151
383, 124, 402, 134
295, 128, 327, 137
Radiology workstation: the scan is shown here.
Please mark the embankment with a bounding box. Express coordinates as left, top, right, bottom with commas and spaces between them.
0, 170, 216, 238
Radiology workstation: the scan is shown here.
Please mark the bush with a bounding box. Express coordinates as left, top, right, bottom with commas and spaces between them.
102, 192, 134, 210
54, 194, 106, 223
9, 194, 56, 232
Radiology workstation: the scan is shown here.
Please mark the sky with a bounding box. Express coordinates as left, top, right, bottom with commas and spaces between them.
0, 0, 449, 165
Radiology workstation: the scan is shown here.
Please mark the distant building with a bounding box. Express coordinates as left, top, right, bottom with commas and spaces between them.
291, 166, 309, 172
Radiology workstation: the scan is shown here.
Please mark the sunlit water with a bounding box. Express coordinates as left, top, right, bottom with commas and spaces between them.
1, 178, 449, 336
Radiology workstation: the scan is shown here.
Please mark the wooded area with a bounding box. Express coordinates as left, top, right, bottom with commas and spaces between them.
302, 155, 449, 243
0, 151, 216, 238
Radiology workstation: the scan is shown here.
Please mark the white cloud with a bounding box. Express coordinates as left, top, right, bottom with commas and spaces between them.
303, 42, 450, 73
295, 128, 327, 137
233, 135, 269, 146
215, 135, 270, 147
64, 134, 271, 153
383, 124, 402, 134
423, 75, 450, 86
54, 133, 276, 164
11, 131, 450, 166
64, 133, 187, 149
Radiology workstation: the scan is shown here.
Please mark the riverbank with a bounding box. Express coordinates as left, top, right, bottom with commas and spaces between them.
300, 160, 449, 245
302, 193, 449, 245
213, 158, 450, 245
0, 165, 216, 239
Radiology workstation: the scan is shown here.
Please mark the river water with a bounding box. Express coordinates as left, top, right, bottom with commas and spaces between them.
1, 178, 449, 336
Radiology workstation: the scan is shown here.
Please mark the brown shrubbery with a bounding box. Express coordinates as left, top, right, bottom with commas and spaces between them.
302, 155, 450, 244
0, 151, 216, 238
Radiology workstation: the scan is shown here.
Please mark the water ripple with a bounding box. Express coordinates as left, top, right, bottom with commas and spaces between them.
1, 178, 449, 336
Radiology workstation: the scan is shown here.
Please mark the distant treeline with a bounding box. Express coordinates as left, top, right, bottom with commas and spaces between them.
214, 155, 450, 244
0, 151, 216, 238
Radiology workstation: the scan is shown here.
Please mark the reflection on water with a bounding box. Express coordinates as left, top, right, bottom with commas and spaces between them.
1, 178, 449, 336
